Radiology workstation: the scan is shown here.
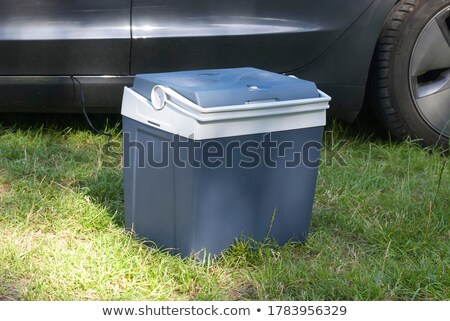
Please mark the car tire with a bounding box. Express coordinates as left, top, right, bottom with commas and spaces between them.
369, 0, 450, 148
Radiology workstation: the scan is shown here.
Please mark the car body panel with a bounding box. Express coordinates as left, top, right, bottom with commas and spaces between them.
0, 0, 130, 75
0, 0, 398, 121
0, 76, 133, 113
131, 0, 374, 73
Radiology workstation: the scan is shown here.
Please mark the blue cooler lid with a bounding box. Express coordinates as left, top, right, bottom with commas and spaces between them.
132, 67, 320, 108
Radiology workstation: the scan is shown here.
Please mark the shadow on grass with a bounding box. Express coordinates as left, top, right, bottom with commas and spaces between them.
83, 167, 126, 228
1, 113, 126, 227
2, 111, 390, 143
325, 107, 391, 146
0, 112, 122, 132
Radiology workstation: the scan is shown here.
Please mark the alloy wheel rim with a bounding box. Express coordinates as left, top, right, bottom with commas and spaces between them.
409, 6, 450, 139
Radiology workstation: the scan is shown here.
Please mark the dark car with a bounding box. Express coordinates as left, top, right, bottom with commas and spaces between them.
0, 0, 449, 147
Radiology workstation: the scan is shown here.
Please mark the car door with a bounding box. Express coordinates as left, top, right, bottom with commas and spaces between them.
0, 0, 131, 75
131, 0, 374, 74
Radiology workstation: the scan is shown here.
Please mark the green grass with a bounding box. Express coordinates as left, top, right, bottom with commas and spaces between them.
0, 115, 448, 300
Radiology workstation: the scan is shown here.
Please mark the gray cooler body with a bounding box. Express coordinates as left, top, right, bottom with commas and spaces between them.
121, 67, 330, 257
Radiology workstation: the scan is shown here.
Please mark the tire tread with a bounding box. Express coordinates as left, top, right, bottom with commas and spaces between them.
370, 1, 418, 140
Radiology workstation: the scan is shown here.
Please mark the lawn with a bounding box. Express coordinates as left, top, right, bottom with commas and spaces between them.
0, 115, 448, 300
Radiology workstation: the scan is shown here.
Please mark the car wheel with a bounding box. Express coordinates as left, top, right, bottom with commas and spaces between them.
370, 0, 450, 148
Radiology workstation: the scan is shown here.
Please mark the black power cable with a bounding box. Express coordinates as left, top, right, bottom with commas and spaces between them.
71, 76, 112, 143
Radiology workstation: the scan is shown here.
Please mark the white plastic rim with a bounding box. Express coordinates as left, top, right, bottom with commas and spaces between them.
121, 86, 331, 140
